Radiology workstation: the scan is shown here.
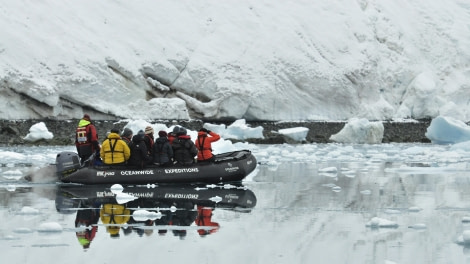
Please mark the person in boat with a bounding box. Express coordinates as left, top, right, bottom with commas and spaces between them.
171, 127, 198, 165
100, 128, 131, 165
121, 127, 133, 147
195, 127, 221, 163
128, 130, 151, 169
75, 114, 100, 164
168, 126, 179, 144
152, 130, 174, 166
143, 126, 155, 155
100, 203, 131, 238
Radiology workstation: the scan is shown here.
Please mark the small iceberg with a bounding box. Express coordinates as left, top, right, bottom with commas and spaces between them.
115, 192, 137, 204
408, 206, 423, 212
110, 184, 124, 193
132, 210, 162, 221
37, 222, 63, 233
408, 223, 427, 230
365, 217, 398, 228
456, 230, 470, 245
209, 196, 222, 203
19, 206, 40, 215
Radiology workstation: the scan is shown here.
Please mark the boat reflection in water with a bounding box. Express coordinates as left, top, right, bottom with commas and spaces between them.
55, 183, 257, 248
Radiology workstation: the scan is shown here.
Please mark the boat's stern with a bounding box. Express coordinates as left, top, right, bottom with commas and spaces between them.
56, 151, 81, 180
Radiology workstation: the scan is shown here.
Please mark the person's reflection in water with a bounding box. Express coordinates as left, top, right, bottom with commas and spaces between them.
154, 201, 172, 236
195, 205, 220, 237
126, 198, 158, 237
169, 201, 198, 239
135, 220, 154, 237
75, 201, 100, 249
100, 203, 131, 238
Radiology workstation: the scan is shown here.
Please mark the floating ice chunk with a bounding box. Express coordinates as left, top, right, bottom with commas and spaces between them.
13, 227, 34, 234
319, 167, 338, 173
146, 184, 156, 188
170, 206, 177, 212
37, 222, 62, 232
330, 118, 384, 144
384, 165, 463, 175
385, 209, 401, 214
360, 190, 371, 195
2, 170, 23, 180
20, 206, 40, 215
463, 230, 470, 243
457, 230, 470, 245
319, 167, 338, 177
116, 192, 137, 204
366, 217, 398, 228
3, 235, 19, 240
342, 170, 356, 178
6, 184, 16, 192
425, 116, 470, 144
320, 172, 337, 178
332, 186, 341, 192
409, 223, 427, 229
219, 119, 264, 140
111, 184, 124, 193
23, 122, 53, 142
278, 127, 309, 142
210, 196, 222, 203
409, 207, 422, 212
133, 210, 162, 221
3, 169, 22, 175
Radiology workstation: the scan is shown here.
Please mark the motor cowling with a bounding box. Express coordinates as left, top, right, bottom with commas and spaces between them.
56, 151, 81, 178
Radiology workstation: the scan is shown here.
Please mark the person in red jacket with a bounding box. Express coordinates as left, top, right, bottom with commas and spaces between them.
195, 128, 220, 163
75, 114, 100, 164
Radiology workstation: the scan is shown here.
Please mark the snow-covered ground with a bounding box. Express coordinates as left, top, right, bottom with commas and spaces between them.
1, 1, 470, 122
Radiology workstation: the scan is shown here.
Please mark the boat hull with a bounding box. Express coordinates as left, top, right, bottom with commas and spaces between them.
57, 150, 257, 184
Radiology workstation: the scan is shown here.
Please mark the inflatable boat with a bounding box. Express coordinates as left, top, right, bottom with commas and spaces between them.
56, 150, 257, 184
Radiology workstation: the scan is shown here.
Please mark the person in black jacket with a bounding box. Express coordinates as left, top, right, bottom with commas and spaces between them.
152, 130, 173, 166
128, 130, 151, 169
121, 128, 133, 147
171, 127, 198, 165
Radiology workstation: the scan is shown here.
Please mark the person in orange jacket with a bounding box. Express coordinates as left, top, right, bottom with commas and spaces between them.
195, 128, 220, 163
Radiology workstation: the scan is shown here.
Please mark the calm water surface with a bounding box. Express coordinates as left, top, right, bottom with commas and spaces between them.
1, 144, 470, 264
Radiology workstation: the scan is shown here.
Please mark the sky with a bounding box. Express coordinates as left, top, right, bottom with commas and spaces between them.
1, 0, 470, 121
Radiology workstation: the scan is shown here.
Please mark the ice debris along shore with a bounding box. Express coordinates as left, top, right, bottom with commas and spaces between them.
21, 115, 470, 145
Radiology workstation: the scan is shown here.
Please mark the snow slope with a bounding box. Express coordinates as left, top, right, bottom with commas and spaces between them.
1, 0, 470, 121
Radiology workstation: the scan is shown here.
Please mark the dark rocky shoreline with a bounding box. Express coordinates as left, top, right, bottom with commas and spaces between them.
0, 119, 432, 146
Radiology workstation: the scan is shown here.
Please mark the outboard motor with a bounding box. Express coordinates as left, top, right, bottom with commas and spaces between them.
56, 151, 81, 178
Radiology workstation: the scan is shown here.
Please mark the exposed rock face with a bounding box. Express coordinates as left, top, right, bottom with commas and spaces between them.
0, 119, 431, 146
